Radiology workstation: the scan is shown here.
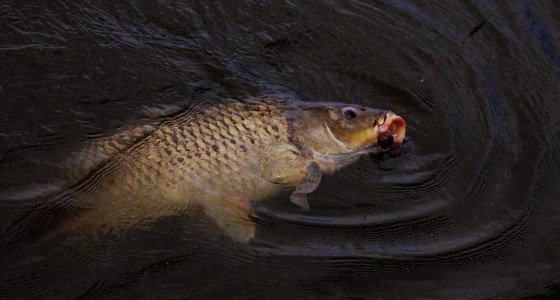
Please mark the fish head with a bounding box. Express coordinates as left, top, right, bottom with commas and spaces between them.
292, 102, 406, 164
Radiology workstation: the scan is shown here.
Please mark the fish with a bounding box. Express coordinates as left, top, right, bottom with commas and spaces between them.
10, 95, 406, 243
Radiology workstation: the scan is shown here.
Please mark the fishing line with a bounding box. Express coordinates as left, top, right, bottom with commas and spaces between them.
393, 2, 509, 105
397, 20, 488, 102
396, 20, 487, 103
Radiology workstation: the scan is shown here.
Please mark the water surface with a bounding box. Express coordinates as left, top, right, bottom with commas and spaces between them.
1, 0, 560, 298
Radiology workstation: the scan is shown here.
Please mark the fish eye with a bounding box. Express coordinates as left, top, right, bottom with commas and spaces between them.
343, 107, 357, 119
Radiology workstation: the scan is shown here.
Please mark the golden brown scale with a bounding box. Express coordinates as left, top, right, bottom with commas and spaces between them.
53, 95, 405, 243
64, 97, 302, 242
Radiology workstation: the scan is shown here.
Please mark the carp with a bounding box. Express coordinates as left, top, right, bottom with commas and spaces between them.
15, 95, 406, 243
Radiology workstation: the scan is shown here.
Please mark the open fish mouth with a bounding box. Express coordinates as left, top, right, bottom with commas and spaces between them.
373, 112, 406, 150
330, 111, 406, 166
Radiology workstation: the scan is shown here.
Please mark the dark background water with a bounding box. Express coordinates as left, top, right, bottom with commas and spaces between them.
1, 0, 560, 298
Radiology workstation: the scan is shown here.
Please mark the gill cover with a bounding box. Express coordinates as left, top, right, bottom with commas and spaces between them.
291, 102, 384, 155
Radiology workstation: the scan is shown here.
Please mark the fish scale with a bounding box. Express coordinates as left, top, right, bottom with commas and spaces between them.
80, 97, 291, 204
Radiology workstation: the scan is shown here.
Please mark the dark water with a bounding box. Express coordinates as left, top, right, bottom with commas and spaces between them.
1, 0, 560, 298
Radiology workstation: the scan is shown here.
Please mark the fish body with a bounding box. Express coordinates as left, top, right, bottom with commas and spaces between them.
43, 95, 406, 242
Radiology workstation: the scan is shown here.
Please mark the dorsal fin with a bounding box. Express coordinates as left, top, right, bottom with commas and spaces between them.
63, 96, 220, 180
67, 123, 159, 174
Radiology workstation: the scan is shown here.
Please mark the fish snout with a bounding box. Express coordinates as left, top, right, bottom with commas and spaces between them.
376, 112, 406, 150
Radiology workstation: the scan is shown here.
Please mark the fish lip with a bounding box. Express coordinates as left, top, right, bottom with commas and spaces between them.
372, 112, 406, 149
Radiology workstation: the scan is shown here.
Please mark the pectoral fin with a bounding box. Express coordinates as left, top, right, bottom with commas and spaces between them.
259, 143, 307, 186
290, 163, 322, 210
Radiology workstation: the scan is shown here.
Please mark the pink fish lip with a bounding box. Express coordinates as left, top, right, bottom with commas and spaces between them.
374, 112, 406, 149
